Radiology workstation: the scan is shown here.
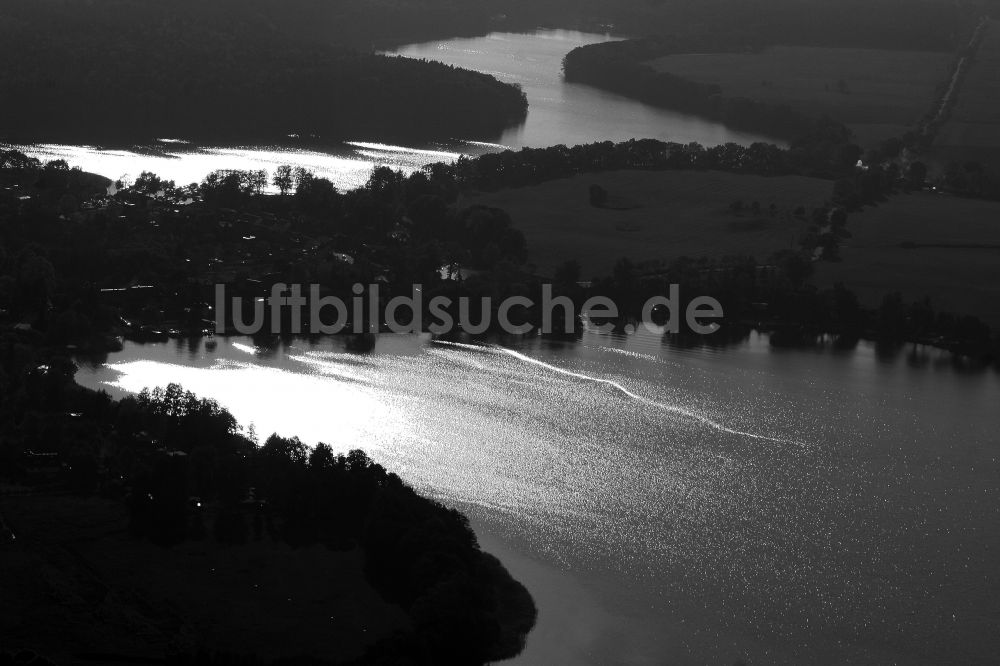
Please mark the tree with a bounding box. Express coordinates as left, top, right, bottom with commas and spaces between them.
309, 442, 336, 471
200, 170, 245, 206
346, 448, 371, 471
272, 164, 293, 196
292, 167, 315, 193
366, 166, 405, 204
133, 171, 163, 195
242, 169, 267, 196
295, 174, 340, 214
261, 434, 308, 466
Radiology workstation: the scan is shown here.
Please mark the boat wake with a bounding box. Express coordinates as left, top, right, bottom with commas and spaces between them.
431, 340, 808, 448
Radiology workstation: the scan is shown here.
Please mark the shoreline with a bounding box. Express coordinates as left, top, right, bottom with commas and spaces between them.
471, 524, 767, 666
66, 327, 1000, 665
473, 526, 611, 665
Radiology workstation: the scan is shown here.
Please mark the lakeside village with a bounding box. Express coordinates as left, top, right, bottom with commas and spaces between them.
2, 142, 999, 364
3, 155, 725, 347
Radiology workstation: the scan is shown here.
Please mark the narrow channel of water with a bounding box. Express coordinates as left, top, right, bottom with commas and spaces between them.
8, 30, 779, 191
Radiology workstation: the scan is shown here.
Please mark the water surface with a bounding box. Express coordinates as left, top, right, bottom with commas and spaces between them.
389, 30, 777, 150
75, 332, 1000, 665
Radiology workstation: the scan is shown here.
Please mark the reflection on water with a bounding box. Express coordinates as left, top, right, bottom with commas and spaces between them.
75, 330, 1000, 665
389, 30, 780, 149
5, 141, 463, 193
7, 30, 781, 191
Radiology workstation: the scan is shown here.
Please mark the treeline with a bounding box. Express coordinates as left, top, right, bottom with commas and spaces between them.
563, 35, 819, 142
438, 128, 862, 189
0, 1, 527, 144
434, 130, 934, 206
571, 253, 1000, 362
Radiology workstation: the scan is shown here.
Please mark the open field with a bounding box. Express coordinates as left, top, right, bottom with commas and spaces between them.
813, 192, 1000, 326
648, 47, 954, 147
466, 170, 834, 276
933, 20, 1000, 167
0, 493, 406, 664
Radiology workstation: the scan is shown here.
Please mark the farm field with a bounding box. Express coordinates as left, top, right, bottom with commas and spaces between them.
813, 192, 1000, 326
933, 20, 1000, 168
466, 170, 834, 277
648, 46, 954, 148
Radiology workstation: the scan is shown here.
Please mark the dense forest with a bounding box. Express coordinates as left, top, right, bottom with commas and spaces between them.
0, 1, 527, 144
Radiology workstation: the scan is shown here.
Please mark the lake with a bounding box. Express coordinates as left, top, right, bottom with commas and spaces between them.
6, 30, 778, 191
75, 331, 1000, 665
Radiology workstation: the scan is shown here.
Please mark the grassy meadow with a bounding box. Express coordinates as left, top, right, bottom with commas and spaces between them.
648, 46, 954, 147
466, 170, 834, 276
813, 192, 1000, 326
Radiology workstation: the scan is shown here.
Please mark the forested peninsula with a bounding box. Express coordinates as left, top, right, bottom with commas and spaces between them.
0, 1, 528, 144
